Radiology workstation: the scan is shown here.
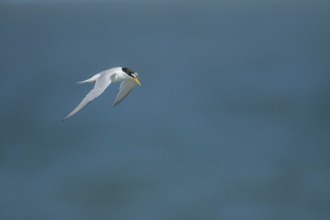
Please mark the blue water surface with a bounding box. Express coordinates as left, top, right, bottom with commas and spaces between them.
1, 1, 330, 220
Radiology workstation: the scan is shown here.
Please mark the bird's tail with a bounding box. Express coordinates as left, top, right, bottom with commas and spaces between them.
76, 74, 100, 84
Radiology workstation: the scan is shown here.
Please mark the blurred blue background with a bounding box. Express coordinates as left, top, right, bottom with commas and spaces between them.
1, 0, 330, 219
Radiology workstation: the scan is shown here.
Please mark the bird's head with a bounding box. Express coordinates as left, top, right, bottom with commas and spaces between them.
122, 67, 142, 87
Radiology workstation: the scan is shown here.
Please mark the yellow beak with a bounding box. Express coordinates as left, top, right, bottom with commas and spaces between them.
133, 77, 142, 87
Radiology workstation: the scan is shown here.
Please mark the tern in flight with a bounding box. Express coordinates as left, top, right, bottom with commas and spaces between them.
63, 67, 141, 120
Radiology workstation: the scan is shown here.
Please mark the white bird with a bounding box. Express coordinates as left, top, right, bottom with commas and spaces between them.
63, 67, 142, 120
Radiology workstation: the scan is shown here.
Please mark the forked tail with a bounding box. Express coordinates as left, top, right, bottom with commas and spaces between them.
76, 73, 100, 84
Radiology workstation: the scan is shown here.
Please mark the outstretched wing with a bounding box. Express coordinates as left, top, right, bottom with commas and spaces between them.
63, 74, 111, 120
114, 80, 136, 106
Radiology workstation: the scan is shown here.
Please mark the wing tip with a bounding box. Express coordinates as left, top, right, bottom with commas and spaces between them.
62, 114, 71, 121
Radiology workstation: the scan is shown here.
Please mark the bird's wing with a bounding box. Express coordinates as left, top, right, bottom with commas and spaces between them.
114, 80, 136, 106
63, 74, 112, 120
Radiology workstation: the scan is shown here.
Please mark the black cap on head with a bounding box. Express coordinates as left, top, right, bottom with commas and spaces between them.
122, 67, 135, 77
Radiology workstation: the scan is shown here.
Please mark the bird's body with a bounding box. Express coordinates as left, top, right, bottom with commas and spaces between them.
63, 67, 141, 120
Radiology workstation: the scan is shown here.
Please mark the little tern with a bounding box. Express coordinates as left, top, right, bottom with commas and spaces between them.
63, 67, 141, 120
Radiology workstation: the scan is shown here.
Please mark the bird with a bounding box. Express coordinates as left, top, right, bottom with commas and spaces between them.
63, 67, 141, 120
